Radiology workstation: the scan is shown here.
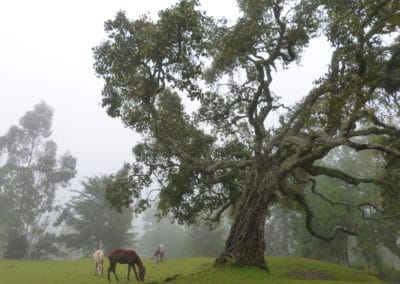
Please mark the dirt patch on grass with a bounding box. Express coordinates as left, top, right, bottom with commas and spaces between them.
287, 270, 330, 280
164, 273, 183, 282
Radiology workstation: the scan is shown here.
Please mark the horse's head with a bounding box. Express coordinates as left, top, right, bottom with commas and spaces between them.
139, 266, 146, 281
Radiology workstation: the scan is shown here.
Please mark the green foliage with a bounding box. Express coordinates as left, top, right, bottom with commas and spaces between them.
93, 1, 211, 129
55, 175, 136, 254
0, 102, 76, 259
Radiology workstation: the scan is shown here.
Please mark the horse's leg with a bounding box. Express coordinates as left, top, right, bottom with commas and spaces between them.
101, 259, 104, 276
132, 263, 139, 281
108, 261, 119, 282
114, 263, 119, 282
107, 264, 111, 281
127, 264, 131, 281
95, 262, 97, 276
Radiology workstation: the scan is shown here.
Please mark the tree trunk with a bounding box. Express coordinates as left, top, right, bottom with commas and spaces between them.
216, 172, 277, 270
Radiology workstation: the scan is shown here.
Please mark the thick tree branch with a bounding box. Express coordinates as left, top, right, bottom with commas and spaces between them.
305, 165, 382, 185
348, 126, 396, 137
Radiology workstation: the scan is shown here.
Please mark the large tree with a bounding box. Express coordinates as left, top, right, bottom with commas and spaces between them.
55, 175, 136, 255
93, 0, 400, 269
0, 102, 76, 259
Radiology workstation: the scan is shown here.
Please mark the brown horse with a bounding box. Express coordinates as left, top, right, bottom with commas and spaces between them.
107, 249, 146, 282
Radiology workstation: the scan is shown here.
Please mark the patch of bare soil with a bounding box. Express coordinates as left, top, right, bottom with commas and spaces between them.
164, 273, 183, 282
287, 270, 330, 280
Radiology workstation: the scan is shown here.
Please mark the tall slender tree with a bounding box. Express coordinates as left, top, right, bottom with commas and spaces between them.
0, 102, 76, 258
93, 0, 400, 269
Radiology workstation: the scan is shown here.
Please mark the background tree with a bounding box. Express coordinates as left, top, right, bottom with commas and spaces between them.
265, 205, 297, 257
0, 101, 76, 259
138, 206, 188, 258
183, 221, 228, 257
292, 175, 365, 266
0, 194, 10, 256
55, 175, 136, 255
93, 0, 400, 269
138, 206, 228, 258
378, 125, 400, 260
289, 146, 400, 272
261, 142, 400, 281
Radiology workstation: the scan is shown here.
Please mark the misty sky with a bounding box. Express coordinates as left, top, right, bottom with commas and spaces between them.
0, 0, 332, 200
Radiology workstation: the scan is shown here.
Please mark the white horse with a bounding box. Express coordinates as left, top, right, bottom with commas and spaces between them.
153, 244, 165, 263
93, 249, 104, 276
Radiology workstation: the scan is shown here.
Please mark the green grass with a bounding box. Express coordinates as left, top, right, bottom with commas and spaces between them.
0, 256, 382, 284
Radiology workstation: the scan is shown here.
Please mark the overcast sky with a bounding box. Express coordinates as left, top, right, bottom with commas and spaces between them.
0, 0, 332, 200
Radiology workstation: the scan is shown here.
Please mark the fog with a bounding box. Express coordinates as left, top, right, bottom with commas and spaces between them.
0, 1, 333, 240
0, 0, 243, 197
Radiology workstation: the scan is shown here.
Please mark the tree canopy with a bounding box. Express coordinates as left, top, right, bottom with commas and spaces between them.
93, 0, 400, 269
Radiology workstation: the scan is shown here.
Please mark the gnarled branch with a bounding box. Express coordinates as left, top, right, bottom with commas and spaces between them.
305, 165, 382, 185
293, 191, 358, 243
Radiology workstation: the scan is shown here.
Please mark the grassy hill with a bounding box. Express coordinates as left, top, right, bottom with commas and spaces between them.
0, 256, 383, 283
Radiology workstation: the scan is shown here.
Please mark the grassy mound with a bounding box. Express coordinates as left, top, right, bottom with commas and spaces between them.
0, 256, 382, 283
169, 257, 381, 284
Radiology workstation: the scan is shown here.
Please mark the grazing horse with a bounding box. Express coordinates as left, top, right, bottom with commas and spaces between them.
93, 249, 104, 276
153, 244, 165, 263
107, 249, 146, 282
